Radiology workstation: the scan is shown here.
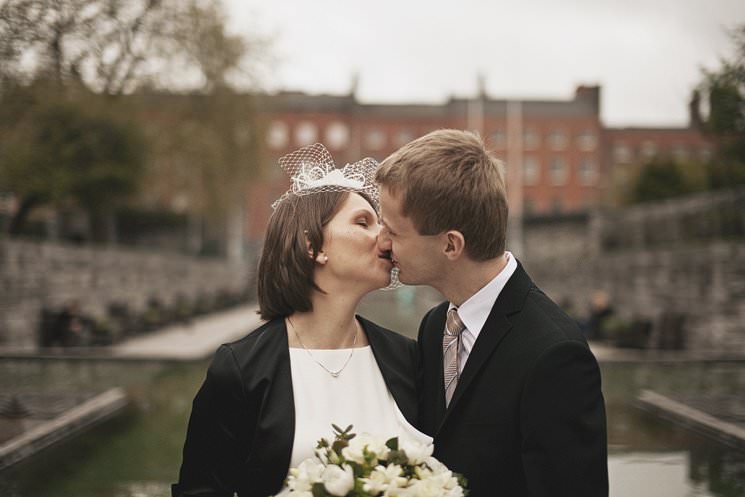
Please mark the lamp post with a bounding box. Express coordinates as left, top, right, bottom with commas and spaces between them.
506, 99, 524, 258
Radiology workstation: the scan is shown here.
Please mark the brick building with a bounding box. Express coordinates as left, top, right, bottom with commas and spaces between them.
605, 126, 714, 202
247, 85, 714, 241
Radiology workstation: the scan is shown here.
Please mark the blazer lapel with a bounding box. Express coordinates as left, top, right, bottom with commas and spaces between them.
243, 319, 296, 490
363, 317, 418, 426
436, 262, 533, 435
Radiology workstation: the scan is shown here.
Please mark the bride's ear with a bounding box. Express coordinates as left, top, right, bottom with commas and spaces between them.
304, 230, 328, 265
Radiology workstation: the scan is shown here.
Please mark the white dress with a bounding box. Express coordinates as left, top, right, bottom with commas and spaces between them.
288, 345, 432, 469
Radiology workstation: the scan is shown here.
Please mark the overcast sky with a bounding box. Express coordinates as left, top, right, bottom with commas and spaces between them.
224, 0, 745, 127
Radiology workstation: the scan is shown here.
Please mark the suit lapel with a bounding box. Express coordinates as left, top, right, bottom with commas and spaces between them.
435, 262, 534, 435
423, 304, 449, 428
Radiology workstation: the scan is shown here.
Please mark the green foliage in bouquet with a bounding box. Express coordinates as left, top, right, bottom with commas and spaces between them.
278, 424, 467, 497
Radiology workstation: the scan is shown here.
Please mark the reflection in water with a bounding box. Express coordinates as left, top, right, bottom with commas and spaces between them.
1, 289, 744, 496
609, 452, 702, 497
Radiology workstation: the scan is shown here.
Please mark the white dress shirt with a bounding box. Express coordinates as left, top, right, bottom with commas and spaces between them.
447, 251, 517, 375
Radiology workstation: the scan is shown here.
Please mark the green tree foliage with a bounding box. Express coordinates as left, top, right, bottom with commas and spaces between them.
699, 24, 745, 187
631, 159, 707, 204
0, 0, 268, 248
0, 85, 145, 238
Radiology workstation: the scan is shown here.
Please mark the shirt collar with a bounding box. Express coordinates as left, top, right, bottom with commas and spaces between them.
448, 251, 518, 341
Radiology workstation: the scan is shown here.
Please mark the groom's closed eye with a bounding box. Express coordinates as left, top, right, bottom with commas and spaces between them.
380, 219, 396, 236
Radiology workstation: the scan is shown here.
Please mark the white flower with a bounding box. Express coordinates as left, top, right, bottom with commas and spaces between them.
424, 457, 448, 475
444, 485, 464, 497
322, 464, 355, 496
399, 438, 434, 465
361, 464, 407, 493
400, 478, 447, 497
342, 433, 390, 464
286, 458, 324, 493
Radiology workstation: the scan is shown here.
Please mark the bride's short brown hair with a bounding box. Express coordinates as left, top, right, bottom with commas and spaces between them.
257, 190, 374, 320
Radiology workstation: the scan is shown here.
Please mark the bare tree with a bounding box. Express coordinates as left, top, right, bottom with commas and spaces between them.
0, 0, 267, 95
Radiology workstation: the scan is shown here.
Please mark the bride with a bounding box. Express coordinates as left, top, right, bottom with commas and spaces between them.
172, 144, 430, 497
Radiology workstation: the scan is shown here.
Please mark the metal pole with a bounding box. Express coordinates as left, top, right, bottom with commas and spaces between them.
506, 100, 524, 258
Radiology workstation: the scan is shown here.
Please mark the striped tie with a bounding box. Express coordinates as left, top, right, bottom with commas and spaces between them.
443, 308, 466, 407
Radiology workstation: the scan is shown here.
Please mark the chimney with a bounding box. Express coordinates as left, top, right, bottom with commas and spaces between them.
575, 85, 601, 115
689, 89, 703, 130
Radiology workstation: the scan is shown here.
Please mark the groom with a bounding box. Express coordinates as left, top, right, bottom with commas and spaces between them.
376, 130, 608, 497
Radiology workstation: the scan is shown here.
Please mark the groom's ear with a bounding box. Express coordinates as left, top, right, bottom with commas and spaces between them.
443, 230, 465, 261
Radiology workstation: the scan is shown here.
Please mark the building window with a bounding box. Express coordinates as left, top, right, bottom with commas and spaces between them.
577, 130, 597, 151
523, 128, 540, 150
295, 121, 318, 146
395, 128, 415, 147
266, 120, 289, 149
578, 159, 597, 186
613, 144, 632, 164
491, 129, 507, 150
549, 157, 568, 185
365, 128, 386, 150
671, 145, 688, 162
523, 156, 540, 186
548, 129, 568, 150
325, 122, 350, 150
641, 140, 657, 160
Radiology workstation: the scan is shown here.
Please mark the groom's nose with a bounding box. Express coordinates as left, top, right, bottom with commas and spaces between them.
377, 228, 392, 251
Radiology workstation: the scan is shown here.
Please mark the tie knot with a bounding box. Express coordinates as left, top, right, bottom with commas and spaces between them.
446, 308, 465, 336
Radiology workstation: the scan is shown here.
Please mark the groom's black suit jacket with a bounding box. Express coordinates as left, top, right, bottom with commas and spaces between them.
418, 262, 608, 497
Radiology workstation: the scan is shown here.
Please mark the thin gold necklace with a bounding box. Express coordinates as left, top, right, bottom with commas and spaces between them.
289, 318, 359, 378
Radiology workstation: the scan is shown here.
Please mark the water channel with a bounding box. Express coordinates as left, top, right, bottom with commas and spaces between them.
1, 289, 744, 497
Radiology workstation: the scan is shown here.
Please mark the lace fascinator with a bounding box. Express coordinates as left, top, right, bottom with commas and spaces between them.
271, 143, 380, 210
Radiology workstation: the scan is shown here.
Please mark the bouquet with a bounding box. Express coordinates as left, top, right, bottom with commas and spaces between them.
276, 424, 467, 497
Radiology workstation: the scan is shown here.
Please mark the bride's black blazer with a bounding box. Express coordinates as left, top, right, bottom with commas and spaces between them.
172, 316, 418, 497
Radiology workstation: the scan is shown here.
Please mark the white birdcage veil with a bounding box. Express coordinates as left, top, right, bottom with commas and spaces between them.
271, 143, 380, 211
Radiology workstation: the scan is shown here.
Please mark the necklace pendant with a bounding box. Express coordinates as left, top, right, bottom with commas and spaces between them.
330, 371, 340, 378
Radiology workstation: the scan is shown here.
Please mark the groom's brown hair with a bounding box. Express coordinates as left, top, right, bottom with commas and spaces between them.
376, 129, 508, 261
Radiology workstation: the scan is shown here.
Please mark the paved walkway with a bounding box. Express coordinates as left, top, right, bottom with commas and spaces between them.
1, 308, 742, 363
110, 305, 262, 361
0, 305, 263, 362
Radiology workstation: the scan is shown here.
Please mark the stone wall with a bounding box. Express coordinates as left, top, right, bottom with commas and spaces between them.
0, 239, 255, 348
522, 188, 745, 352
